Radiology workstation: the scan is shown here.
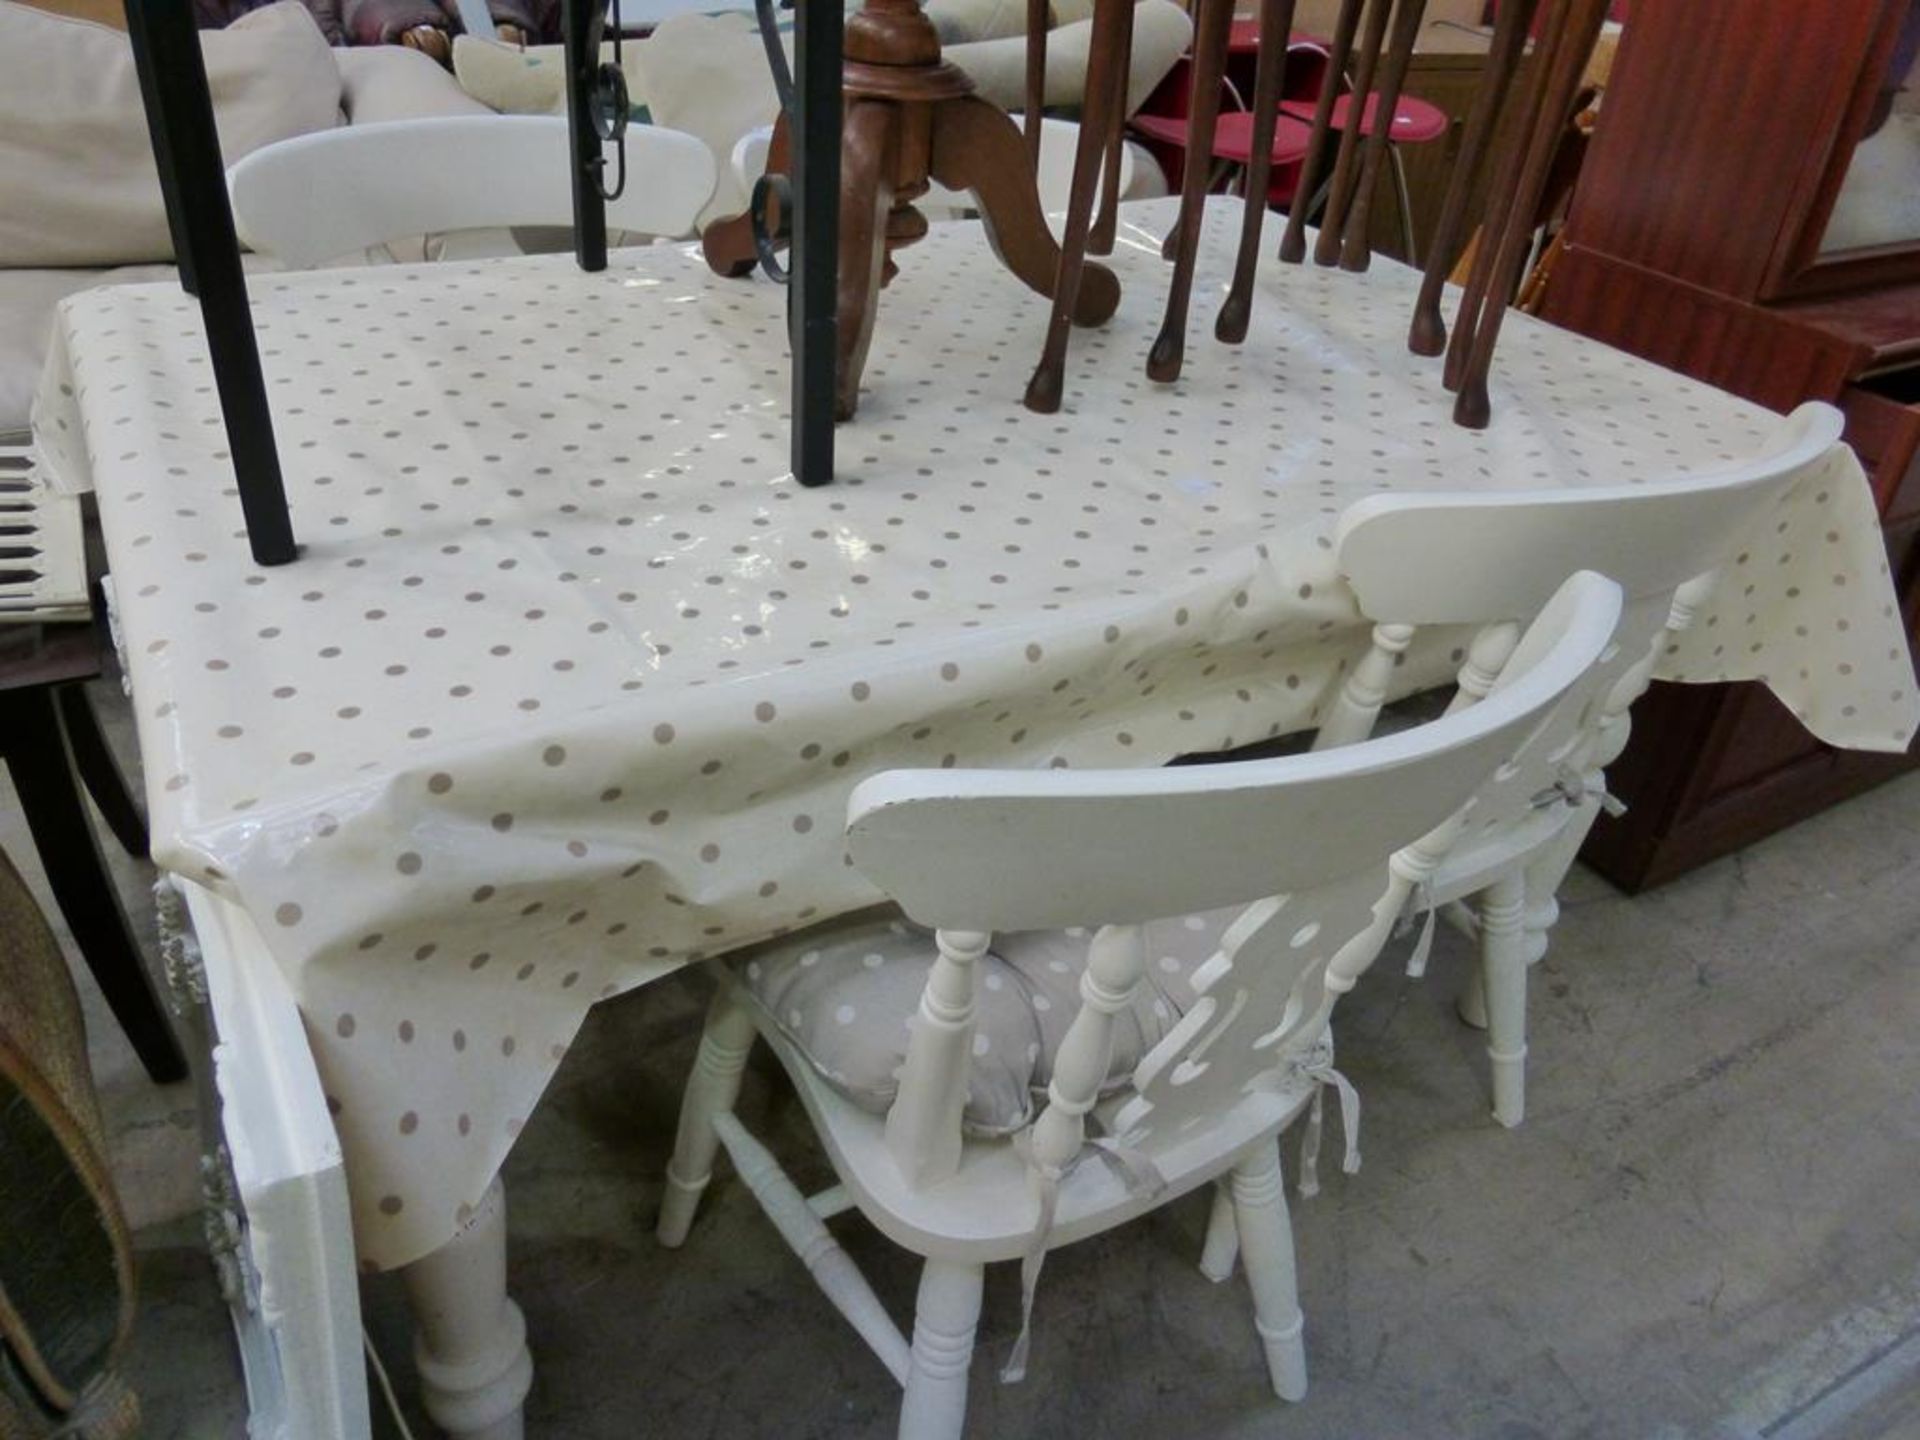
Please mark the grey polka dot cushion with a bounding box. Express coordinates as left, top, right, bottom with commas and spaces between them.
731, 910, 1226, 1136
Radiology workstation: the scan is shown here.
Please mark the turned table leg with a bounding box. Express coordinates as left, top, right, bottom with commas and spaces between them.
401, 1178, 534, 1440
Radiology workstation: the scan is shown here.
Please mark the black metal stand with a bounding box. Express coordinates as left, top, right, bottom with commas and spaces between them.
122, 0, 296, 567
790, 0, 840, 488
561, 0, 610, 272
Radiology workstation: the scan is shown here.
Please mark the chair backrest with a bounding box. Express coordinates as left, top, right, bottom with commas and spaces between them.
852, 572, 1621, 1171
849, 572, 1620, 934
1333, 401, 1844, 624
228, 116, 718, 268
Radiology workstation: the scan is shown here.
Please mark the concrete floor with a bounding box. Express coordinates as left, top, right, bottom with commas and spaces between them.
8, 670, 1919, 1440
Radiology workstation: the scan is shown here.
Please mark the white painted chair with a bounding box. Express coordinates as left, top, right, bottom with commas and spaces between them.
655, 572, 1623, 1439
226, 115, 717, 269
1315, 401, 1846, 1128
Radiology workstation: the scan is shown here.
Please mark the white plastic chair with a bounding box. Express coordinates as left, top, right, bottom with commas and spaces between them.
1316, 401, 1846, 1127
227, 115, 717, 268
655, 572, 1623, 1440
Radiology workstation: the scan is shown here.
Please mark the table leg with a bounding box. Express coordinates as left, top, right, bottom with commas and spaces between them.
402, 1177, 534, 1440
0, 687, 184, 1083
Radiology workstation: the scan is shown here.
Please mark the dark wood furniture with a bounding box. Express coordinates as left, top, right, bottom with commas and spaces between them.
0, 620, 184, 1083
1539, 0, 1920, 888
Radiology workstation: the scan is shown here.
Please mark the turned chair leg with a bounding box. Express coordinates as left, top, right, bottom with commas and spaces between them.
657, 986, 759, 1247
899, 1258, 984, 1440
1199, 1179, 1240, 1281
1230, 1139, 1307, 1401
1478, 871, 1529, 1127
401, 1178, 534, 1440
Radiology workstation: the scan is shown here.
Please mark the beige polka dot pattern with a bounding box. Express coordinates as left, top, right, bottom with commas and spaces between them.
32, 198, 1917, 1271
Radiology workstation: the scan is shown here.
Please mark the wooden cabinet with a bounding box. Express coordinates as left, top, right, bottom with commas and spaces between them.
1539, 0, 1920, 889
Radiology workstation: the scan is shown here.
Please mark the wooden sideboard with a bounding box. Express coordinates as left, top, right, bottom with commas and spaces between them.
1539, 0, 1920, 888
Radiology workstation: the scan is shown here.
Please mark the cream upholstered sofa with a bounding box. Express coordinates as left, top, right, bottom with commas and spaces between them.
452, 0, 1192, 226
0, 0, 493, 440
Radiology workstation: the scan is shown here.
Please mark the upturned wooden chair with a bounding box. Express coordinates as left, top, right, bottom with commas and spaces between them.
225, 115, 717, 268
1310, 401, 1846, 1127
655, 571, 1622, 1439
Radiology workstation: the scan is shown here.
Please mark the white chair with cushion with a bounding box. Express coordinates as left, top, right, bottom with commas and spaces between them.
226, 115, 717, 269
1312, 401, 1847, 1128
654, 571, 1623, 1439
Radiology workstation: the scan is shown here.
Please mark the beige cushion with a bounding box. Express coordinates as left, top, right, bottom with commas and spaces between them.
924, 0, 1029, 44
629, 13, 780, 227
733, 907, 1225, 1136
949, 0, 1192, 114
0, 1, 342, 269
338, 42, 496, 125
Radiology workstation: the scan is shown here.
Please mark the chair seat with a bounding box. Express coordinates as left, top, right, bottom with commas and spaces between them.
747, 996, 1323, 1263
732, 908, 1238, 1136
1130, 110, 1315, 168
1279, 92, 1450, 143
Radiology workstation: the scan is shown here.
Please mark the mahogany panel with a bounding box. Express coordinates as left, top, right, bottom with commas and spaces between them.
1840, 384, 1920, 521
1558, 0, 1888, 301
1540, 246, 1864, 412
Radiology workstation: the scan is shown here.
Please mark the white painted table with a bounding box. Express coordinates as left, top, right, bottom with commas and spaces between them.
33, 197, 1917, 1435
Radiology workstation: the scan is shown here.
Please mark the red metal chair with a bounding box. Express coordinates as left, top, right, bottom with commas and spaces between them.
1128, 38, 1322, 208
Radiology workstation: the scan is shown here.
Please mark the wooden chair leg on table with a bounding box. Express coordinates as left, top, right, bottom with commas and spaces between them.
656, 986, 759, 1247
1477, 871, 1529, 1127
899, 1258, 984, 1440
401, 1177, 534, 1440
0, 688, 184, 1084
1407, 0, 1536, 354
1024, 0, 1133, 413
1336, 0, 1427, 272
56, 683, 148, 859
1217, 0, 1298, 344
1452, 0, 1608, 428
1147, 0, 1235, 383
1024, 0, 1047, 168
1278, 0, 1365, 263
1088, 0, 1134, 257
1310, 0, 1394, 267
1229, 1139, 1308, 1401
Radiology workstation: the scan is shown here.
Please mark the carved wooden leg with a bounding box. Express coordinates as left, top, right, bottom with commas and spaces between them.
1217, 0, 1298, 344
1230, 1140, 1307, 1401
1024, 0, 1047, 168
1023, 0, 1132, 413
836, 99, 901, 421
1311, 0, 1394, 266
657, 986, 759, 1246
401, 1178, 533, 1440
1088, 0, 1135, 257
1277, 0, 1365, 263
1199, 1179, 1240, 1281
930, 96, 1121, 326
898, 1259, 984, 1440
1147, 0, 1234, 383
1478, 871, 1528, 1127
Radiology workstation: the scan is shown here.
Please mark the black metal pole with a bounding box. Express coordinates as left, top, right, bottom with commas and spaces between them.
123, 0, 295, 567
562, 0, 610, 272
790, 0, 840, 488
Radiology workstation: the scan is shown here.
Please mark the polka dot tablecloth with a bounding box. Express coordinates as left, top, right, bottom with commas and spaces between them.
32, 198, 1917, 1270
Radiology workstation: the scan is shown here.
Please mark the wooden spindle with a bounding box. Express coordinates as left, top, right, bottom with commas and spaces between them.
1312, 621, 1416, 749
1336, 0, 1429, 272
1311, 0, 1395, 267
1278, 0, 1366, 263
1407, 0, 1537, 355
884, 928, 989, 1188
1147, 0, 1236, 382
1217, 0, 1299, 344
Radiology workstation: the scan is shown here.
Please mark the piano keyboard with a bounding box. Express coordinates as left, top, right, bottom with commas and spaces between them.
0, 440, 89, 624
